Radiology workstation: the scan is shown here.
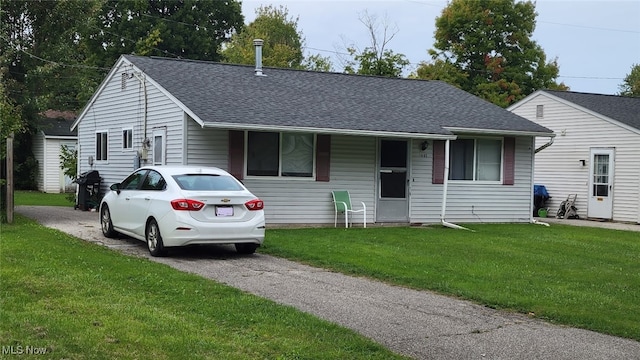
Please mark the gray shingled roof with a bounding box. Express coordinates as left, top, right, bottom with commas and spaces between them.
545, 90, 640, 131
37, 117, 77, 137
124, 55, 552, 136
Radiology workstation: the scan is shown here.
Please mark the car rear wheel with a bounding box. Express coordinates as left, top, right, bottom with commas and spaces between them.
101, 205, 116, 238
235, 243, 258, 254
146, 219, 166, 257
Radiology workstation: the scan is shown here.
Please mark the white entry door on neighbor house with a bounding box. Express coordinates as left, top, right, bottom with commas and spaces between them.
376, 139, 409, 222
588, 148, 614, 219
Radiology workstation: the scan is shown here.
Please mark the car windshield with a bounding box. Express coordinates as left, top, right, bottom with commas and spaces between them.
172, 174, 244, 191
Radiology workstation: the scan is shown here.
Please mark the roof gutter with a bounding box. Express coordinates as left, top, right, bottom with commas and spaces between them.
443, 127, 554, 138
440, 139, 474, 231
201, 122, 457, 140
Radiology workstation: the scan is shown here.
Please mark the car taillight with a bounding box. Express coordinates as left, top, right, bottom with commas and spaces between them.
171, 199, 205, 211
245, 199, 264, 211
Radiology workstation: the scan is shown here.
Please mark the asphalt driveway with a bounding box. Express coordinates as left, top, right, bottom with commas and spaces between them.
15, 206, 640, 360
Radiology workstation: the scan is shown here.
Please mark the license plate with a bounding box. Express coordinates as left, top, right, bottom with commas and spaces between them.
215, 206, 234, 217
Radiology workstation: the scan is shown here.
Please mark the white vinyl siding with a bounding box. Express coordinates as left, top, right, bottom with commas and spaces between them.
76, 60, 184, 194
243, 135, 376, 224
183, 119, 228, 168
511, 93, 640, 223
408, 139, 444, 223
409, 137, 534, 223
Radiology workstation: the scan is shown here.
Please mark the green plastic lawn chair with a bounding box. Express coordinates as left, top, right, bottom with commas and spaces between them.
331, 190, 366, 228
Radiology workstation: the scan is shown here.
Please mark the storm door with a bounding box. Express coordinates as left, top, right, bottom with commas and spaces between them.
376, 139, 409, 222
587, 148, 614, 219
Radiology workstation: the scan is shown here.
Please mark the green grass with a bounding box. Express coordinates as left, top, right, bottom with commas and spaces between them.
261, 225, 640, 341
0, 215, 408, 360
14, 190, 74, 207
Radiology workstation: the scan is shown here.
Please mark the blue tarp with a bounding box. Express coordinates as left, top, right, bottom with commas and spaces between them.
534, 184, 550, 199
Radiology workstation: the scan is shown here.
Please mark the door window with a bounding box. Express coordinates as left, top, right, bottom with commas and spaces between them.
380, 140, 407, 199
592, 154, 609, 197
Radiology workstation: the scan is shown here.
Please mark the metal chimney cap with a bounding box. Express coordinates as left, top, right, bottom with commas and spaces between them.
253, 39, 264, 46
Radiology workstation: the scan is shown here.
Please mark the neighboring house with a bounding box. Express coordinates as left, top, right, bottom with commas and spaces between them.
71, 52, 553, 226
33, 110, 77, 193
509, 90, 640, 224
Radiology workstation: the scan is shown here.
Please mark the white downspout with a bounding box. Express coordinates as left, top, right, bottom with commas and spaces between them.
440, 139, 473, 231
531, 136, 554, 226
535, 136, 554, 154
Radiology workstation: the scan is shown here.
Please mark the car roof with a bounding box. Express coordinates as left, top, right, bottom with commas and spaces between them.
140, 166, 231, 176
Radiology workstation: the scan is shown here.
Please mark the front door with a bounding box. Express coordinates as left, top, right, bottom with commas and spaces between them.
588, 148, 614, 219
376, 139, 409, 222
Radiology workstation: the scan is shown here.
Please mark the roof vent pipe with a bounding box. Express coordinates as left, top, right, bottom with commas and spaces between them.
253, 39, 264, 76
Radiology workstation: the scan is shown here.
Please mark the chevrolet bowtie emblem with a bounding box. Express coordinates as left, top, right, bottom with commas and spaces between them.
221, 198, 231, 203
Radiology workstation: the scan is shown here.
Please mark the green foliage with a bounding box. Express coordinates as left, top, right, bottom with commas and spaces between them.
1, 216, 407, 360
303, 53, 334, 72
86, 0, 243, 68
223, 5, 304, 68
263, 225, 640, 340
619, 63, 640, 97
59, 144, 78, 182
14, 153, 38, 190
415, 0, 567, 107
410, 58, 467, 86
0, 81, 24, 159
344, 47, 409, 77
343, 11, 409, 77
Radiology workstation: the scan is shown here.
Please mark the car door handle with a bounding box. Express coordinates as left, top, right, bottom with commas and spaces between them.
145, 197, 151, 201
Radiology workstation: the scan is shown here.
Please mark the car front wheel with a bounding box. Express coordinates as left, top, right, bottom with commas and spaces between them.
146, 219, 166, 257
235, 243, 259, 255
101, 204, 116, 238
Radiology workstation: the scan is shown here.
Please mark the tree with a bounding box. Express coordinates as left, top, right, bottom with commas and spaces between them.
342, 11, 409, 77
302, 54, 334, 72
1, 0, 101, 193
414, 0, 566, 107
222, 5, 304, 68
85, 0, 244, 68
619, 64, 640, 97
59, 144, 78, 182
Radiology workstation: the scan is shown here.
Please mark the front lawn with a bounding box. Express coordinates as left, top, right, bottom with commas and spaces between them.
0, 216, 407, 360
262, 224, 640, 341
14, 190, 74, 207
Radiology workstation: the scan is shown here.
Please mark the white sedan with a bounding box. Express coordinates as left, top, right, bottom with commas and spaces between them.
99, 166, 265, 256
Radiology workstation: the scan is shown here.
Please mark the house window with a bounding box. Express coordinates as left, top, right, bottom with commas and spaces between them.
122, 128, 133, 149
536, 105, 544, 118
450, 138, 502, 181
152, 129, 165, 165
96, 131, 108, 161
246, 131, 314, 177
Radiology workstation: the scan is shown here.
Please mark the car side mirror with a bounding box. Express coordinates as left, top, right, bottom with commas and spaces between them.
110, 183, 121, 195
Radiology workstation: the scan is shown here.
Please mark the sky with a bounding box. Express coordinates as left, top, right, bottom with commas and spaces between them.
240, 0, 640, 95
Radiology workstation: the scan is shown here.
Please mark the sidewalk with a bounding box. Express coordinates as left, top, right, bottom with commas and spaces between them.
537, 216, 640, 232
